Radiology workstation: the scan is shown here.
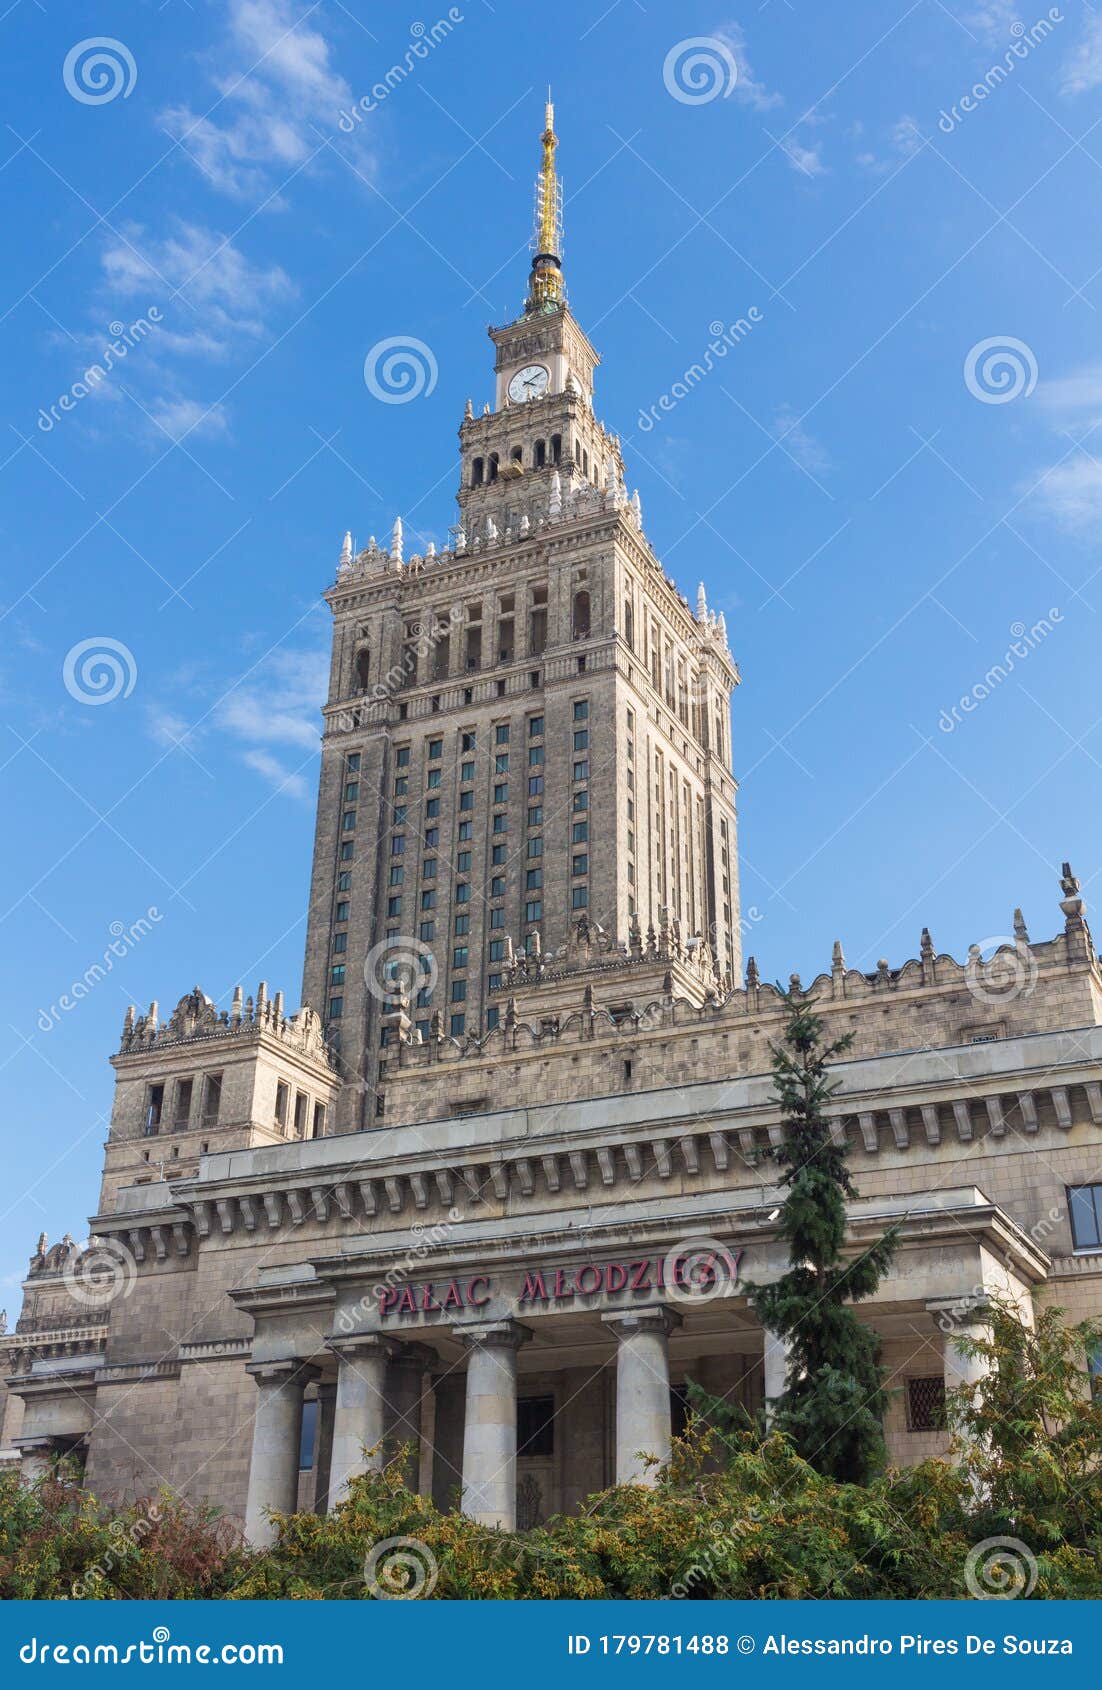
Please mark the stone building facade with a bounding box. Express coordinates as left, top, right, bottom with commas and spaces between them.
4, 107, 1102, 1544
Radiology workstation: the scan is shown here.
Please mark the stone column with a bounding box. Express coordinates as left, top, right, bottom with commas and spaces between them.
312, 1382, 337, 1514
326, 1335, 393, 1511
459, 1319, 531, 1529
385, 1342, 434, 1490
762, 1327, 791, 1426
602, 1305, 682, 1485
16, 1438, 55, 1484
243, 1361, 319, 1548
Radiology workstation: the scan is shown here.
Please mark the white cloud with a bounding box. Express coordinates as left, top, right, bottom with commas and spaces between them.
161, 0, 361, 201
960, 1, 1018, 45
713, 22, 784, 112
101, 222, 294, 356
857, 116, 922, 174
1062, 16, 1102, 95
148, 396, 231, 442
241, 749, 310, 799
780, 135, 826, 178
219, 647, 329, 753
772, 404, 832, 474
1028, 457, 1102, 529
1037, 363, 1102, 426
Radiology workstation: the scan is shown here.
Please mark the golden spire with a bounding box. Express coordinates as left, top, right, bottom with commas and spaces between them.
526, 92, 564, 313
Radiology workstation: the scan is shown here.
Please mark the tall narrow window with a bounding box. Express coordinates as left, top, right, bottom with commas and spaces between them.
471, 457, 484, 487
173, 1078, 193, 1128
572, 590, 591, 639
275, 1081, 289, 1130
202, 1072, 222, 1125
145, 1084, 164, 1136
355, 648, 370, 690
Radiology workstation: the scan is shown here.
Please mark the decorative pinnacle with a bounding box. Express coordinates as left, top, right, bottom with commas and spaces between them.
526, 93, 564, 313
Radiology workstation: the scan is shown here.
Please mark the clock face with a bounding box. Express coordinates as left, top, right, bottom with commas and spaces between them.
508, 363, 549, 403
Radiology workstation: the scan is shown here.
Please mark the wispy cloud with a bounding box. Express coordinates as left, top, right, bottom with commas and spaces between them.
856, 116, 922, 174
161, 0, 363, 202
714, 21, 784, 112
241, 748, 310, 799
960, 1, 1019, 46
1028, 457, 1102, 530
1025, 362, 1102, 530
772, 404, 832, 475
102, 221, 295, 356
1062, 15, 1102, 96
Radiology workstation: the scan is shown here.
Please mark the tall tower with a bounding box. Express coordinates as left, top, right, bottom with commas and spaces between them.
302, 102, 741, 1130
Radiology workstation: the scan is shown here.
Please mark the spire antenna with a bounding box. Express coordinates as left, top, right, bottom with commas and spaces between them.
526, 93, 564, 313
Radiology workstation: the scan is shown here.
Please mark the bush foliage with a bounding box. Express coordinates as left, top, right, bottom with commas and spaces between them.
4, 1300, 1102, 1601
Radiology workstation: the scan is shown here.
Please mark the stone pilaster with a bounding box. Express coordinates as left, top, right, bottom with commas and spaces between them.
243, 1360, 320, 1548
325, 1335, 394, 1511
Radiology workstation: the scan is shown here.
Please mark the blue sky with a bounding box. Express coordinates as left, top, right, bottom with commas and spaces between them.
2, 0, 1101, 1298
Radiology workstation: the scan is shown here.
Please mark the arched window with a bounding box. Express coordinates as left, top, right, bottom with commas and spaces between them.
488, 452, 499, 483
582, 449, 589, 479
355, 648, 371, 690
511, 444, 523, 465
534, 439, 546, 468
471, 457, 484, 487
572, 590, 591, 640
551, 434, 562, 464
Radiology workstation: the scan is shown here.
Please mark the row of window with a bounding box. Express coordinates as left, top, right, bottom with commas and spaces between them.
143, 1073, 222, 1135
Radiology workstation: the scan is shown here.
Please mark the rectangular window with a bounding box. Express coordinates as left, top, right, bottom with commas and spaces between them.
422, 859, 437, 878
453, 946, 469, 969
495, 752, 509, 774
396, 747, 410, 768
330, 964, 346, 984
202, 1073, 222, 1125
275, 1081, 289, 1127
388, 866, 404, 886
573, 854, 589, 876
394, 776, 408, 796
517, 1395, 555, 1456
332, 931, 348, 954
491, 875, 505, 896
458, 819, 473, 840
486, 1005, 500, 1030
457, 850, 472, 872
420, 889, 437, 911
293, 1092, 308, 1138
492, 843, 506, 865
393, 805, 407, 826
493, 814, 507, 833
528, 806, 543, 827
416, 986, 432, 1009
328, 996, 343, 1019
526, 868, 543, 890
528, 775, 543, 796
528, 744, 544, 766
336, 900, 350, 922
462, 731, 476, 752
528, 836, 543, 858
489, 939, 505, 961
490, 907, 505, 929
427, 768, 442, 788
424, 826, 439, 847
573, 760, 589, 780
460, 790, 474, 811
452, 979, 467, 1002
428, 739, 443, 760
529, 716, 544, 737
347, 753, 362, 772
495, 724, 510, 745
454, 913, 470, 935
573, 700, 589, 721
419, 921, 435, 942
574, 790, 588, 811
494, 782, 508, 804
525, 900, 542, 922
338, 872, 352, 892
906, 1376, 946, 1433
391, 835, 405, 854
426, 796, 440, 818
450, 1012, 466, 1036
572, 886, 588, 909
312, 1102, 326, 1139
340, 841, 354, 861
344, 781, 359, 802
573, 730, 589, 751
173, 1078, 193, 1127
461, 760, 475, 782
1070, 1186, 1102, 1249
572, 820, 588, 843
456, 882, 471, 903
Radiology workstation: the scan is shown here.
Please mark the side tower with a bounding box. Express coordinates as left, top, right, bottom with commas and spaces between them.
302, 103, 741, 1129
